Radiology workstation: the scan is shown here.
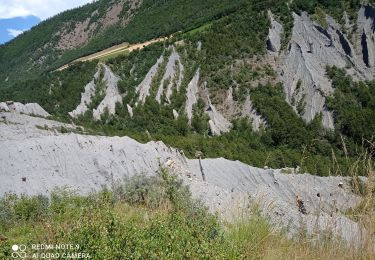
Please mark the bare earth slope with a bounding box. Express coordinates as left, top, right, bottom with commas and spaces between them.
0, 111, 366, 244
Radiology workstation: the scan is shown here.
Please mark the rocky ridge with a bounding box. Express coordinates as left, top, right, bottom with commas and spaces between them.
0, 111, 367, 244
156, 46, 184, 104
69, 63, 123, 120
0, 101, 50, 118
268, 7, 375, 128
93, 64, 123, 120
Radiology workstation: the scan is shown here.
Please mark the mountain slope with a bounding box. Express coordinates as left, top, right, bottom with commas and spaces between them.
0, 0, 374, 176
0, 0, 246, 87
0, 111, 364, 245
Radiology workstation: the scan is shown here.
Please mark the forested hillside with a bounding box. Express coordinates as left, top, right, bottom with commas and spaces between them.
0, 0, 246, 88
0, 0, 374, 176
1, 0, 373, 87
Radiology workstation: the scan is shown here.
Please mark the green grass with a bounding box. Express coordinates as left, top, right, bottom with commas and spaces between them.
311, 7, 329, 29
1, 167, 374, 259
184, 21, 213, 36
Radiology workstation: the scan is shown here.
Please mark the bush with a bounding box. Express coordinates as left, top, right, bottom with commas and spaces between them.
0, 169, 228, 259
1, 166, 375, 259
0, 194, 49, 226
113, 173, 166, 208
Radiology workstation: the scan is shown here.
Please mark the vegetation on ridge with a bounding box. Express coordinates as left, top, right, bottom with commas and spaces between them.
327, 66, 375, 148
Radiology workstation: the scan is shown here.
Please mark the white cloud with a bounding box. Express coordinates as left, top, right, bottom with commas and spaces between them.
0, 0, 93, 20
7, 28, 24, 37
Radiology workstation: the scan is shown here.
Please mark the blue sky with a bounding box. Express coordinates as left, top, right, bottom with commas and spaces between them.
0, 16, 40, 44
0, 0, 92, 44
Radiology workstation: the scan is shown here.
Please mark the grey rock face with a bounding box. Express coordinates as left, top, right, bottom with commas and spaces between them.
127, 104, 133, 118
173, 109, 179, 119
185, 69, 200, 122
156, 46, 184, 103
69, 67, 101, 118
93, 64, 123, 120
0, 112, 78, 141
136, 54, 164, 104
200, 85, 232, 135
242, 95, 266, 131
267, 11, 283, 54
197, 41, 202, 51
0, 112, 185, 196
69, 64, 122, 120
206, 101, 232, 136
186, 158, 364, 245
0, 101, 50, 118
356, 6, 375, 68
0, 102, 10, 112
277, 11, 374, 129
0, 113, 365, 244
1, 133, 182, 195
184, 71, 232, 135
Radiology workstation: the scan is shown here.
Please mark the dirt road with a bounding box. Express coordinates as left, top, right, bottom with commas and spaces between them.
56, 37, 167, 71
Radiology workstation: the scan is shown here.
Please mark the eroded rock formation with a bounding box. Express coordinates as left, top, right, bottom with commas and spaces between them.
185, 69, 200, 122
156, 46, 184, 103
136, 54, 164, 104
93, 64, 123, 120
0, 112, 366, 244
272, 8, 375, 129
69, 67, 101, 118
0, 101, 50, 118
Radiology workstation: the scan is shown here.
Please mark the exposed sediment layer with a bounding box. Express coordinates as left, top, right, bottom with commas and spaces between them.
0, 112, 365, 244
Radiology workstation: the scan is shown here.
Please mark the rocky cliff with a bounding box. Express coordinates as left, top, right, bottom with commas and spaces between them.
269, 6, 375, 128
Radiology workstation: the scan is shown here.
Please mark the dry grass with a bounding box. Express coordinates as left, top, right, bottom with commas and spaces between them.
56, 37, 167, 71
278, 149, 374, 259
228, 210, 374, 259
225, 143, 375, 259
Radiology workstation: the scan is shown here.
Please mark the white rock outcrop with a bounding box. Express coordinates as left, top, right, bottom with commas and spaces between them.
267, 11, 283, 54
127, 104, 133, 118
136, 54, 164, 104
69, 67, 101, 118
242, 95, 266, 131
0, 101, 50, 117
0, 112, 366, 244
173, 109, 179, 119
197, 41, 202, 51
185, 69, 200, 122
0, 102, 10, 112
156, 46, 184, 103
93, 64, 123, 120
200, 86, 232, 136
206, 102, 232, 136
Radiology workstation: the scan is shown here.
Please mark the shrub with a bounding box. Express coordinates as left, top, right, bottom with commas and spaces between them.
0, 166, 374, 259
0, 194, 49, 227
113, 173, 166, 208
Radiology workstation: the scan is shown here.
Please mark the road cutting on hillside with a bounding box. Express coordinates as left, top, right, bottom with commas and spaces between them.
56, 37, 168, 71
